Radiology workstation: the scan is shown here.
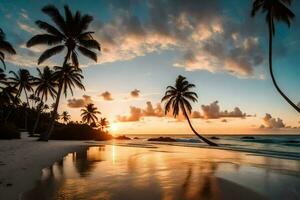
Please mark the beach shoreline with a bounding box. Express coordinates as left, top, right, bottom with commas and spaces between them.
1, 135, 300, 200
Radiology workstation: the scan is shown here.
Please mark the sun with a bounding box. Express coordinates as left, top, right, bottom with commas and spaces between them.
110, 123, 118, 132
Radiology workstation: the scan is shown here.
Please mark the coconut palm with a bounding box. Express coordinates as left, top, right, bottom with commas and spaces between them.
6, 69, 33, 129
99, 117, 109, 132
81, 103, 101, 125
251, 0, 299, 112
26, 5, 100, 67
0, 85, 18, 121
0, 28, 16, 69
41, 64, 84, 141
34, 66, 57, 101
161, 75, 217, 146
9, 69, 33, 104
61, 111, 71, 124
31, 66, 57, 135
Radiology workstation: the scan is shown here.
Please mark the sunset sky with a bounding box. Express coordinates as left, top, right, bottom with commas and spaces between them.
1, 0, 300, 135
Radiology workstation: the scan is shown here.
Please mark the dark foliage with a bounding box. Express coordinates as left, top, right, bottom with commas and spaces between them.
0, 122, 20, 139
51, 122, 113, 141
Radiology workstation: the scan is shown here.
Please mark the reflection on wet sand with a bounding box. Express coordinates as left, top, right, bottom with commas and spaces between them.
22, 144, 300, 200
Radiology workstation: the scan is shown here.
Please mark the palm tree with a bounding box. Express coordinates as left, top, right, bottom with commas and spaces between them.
41, 64, 84, 141
99, 117, 109, 132
61, 111, 71, 124
0, 28, 16, 69
26, 5, 100, 68
34, 66, 57, 101
0, 85, 18, 121
6, 69, 33, 129
81, 103, 101, 125
161, 75, 217, 146
251, 0, 299, 112
27, 4, 100, 141
31, 66, 57, 135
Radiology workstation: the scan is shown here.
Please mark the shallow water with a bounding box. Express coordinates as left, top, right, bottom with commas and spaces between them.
22, 144, 300, 200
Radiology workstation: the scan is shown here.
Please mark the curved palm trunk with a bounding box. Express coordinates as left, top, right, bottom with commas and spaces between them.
182, 107, 218, 146
268, 19, 300, 113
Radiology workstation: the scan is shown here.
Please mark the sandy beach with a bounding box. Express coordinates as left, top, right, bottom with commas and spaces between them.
0, 135, 299, 200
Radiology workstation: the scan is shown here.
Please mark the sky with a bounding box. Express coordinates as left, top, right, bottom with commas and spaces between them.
0, 0, 300, 135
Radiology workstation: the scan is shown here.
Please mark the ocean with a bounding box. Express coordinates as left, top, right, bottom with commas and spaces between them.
128, 134, 300, 160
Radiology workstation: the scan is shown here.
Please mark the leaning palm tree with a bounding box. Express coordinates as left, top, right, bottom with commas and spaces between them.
99, 117, 109, 132
61, 111, 71, 124
31, 66, 57, 135
81, 103, 101, 125
6, 69, 33, 129
251, 0, 299, 113
41, 64, 84, 141
26, 5, 100, 68
161, 75, 217, 146
0, 28, 16, 69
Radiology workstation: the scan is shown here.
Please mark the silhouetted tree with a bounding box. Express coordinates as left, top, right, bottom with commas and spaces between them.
161, 75, 217, 146
61, 111, 71, 124
99, 117, 109, 132
31, 66, 57, 135
81, 103, 100, 125
0, 28, 16, 69
251, 0, 299, 112
7, 69, 33, 129
27, 4, 100, 141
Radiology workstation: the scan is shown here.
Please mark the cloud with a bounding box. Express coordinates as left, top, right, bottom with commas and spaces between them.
192, 101, 248, 119
117, 106, 142, 122
130, 89, 140, 98
261, 113, 285, 129
100, 91, 114, 101
67, 95, 93, 108
87, 0, 265, 78
142, 101, 164, 117
117, 101, 164, 122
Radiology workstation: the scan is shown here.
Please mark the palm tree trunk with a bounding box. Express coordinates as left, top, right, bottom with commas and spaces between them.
40, 82, 63, 141
24, 89, 30, 131
268, 18, 300, 113
31, 111, 41, 135
32, 94, 44, 135
182, 107, 218, 146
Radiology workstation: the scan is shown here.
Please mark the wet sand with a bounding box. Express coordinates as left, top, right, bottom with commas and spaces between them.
16, 142, 300, 200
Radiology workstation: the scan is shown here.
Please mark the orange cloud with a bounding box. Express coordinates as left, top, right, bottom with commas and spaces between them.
100, 91, 114, 101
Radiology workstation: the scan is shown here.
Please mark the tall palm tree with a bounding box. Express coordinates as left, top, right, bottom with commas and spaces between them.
27, 4, 100, 141
41, 64, 84, 141
251, 0, 299, 113
6, 69, 33, 129
99, 117, 109, 132
31, 66, 57, 135
81, 103, 101, 125
161, 75, 217, 146
26, 5, 100, 68
0, 28, 16, 69
61, 111, 71, 124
